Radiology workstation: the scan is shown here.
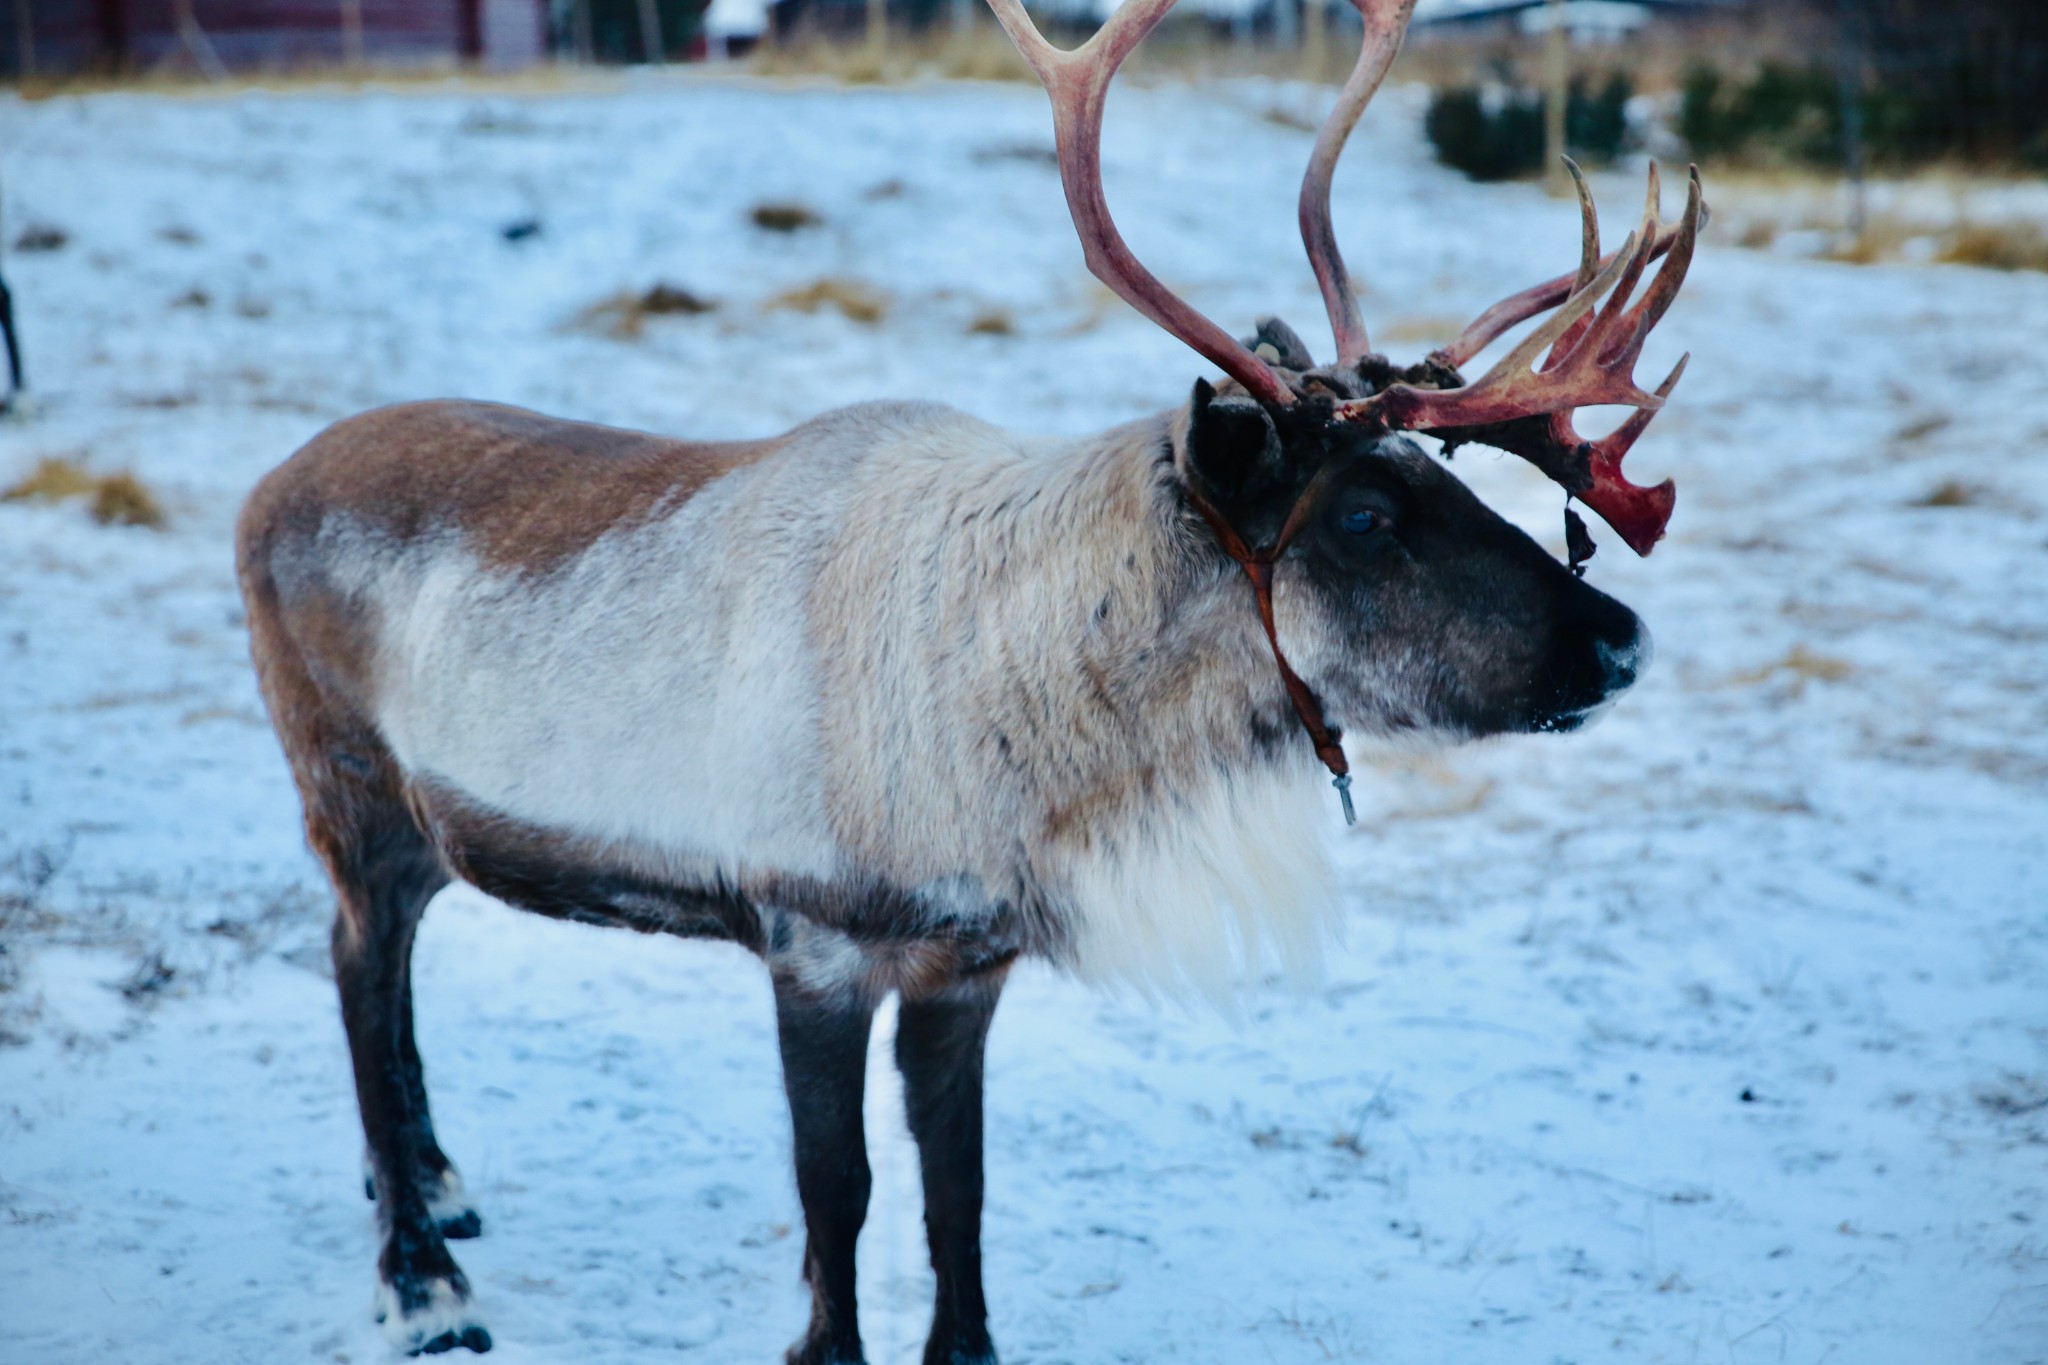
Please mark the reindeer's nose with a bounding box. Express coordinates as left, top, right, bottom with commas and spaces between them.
1596, 619, 1652, 696
1526, 585, 1646, 732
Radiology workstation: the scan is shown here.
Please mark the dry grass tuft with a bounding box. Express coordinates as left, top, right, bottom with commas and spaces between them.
751, 201, 824, 233
1892, 412, 1953, 444
1935, 222, 2048, 273
13, 223, 67, 253
1258, 104, 1318, 134
750, 27, 1033, 85
1735, 218, 1779, 250
90, 473, 167, 528
571, 283, 717, 340
1913, 480, 1979, 508
1818, 219, 1917, 266
1731, 644, 1854, 693
930, 30, 1033, 82
3, 456, 100, 504
967, 307, 1015, 337
767, 278, 888, 326
2, 456, 166, 529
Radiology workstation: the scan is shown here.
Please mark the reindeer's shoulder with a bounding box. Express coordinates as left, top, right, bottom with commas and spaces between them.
783, 398, 1016, 455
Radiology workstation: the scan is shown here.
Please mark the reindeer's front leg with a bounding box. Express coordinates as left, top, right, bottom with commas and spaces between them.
773, 965, 878, 1365
897, 974, 1006, 1365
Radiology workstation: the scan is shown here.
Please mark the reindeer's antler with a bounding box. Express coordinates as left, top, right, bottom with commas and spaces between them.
1429, 161, 1703, 371
1298, 0, 1418, 368
992, 0, 1704, 555
1295, 0, 1704, 557
1339, 165, 1704, 554
986, 0, 1295, 407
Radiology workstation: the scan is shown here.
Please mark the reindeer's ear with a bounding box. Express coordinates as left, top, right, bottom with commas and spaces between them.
1244, 316, 1316, 371
1186, 379, 1287, 513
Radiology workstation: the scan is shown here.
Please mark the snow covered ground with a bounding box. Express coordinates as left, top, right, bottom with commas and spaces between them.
2, 71, 2045, 1365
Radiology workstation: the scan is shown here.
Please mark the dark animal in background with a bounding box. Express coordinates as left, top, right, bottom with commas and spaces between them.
236, 0, 1702, 1357
0, 259, 22, 414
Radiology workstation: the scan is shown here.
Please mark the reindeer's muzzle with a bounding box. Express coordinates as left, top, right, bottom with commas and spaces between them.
1527, 587, 1649, 734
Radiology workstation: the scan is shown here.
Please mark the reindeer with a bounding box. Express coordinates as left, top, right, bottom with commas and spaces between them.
235, 0, 1701, 1356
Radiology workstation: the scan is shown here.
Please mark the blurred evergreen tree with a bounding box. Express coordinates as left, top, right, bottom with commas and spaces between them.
1681, 0, 2048, 168
1425, 74, 1633, 183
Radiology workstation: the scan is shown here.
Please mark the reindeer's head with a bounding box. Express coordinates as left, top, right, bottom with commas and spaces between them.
990, 0, 1702, 816
1178, 354, 1649, 757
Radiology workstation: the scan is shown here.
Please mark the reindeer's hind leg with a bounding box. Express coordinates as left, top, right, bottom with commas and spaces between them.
392, 968, 484, 1239
323, 794, 490, 1356
242, 584, 489, 1355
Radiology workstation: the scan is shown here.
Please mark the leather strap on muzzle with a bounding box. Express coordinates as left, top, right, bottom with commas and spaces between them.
1184, 467, 1355, 825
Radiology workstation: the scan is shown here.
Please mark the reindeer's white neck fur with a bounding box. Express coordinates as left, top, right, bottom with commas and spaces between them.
809, 403, 1341, 1004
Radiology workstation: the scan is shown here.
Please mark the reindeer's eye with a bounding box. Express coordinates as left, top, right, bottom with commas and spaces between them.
1341, 508, 1383, 536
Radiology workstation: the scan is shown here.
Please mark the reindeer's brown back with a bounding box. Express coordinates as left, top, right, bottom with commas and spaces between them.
241, 399, 783, 577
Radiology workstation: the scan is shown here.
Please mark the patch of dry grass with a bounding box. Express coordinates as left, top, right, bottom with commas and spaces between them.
1892, 412, 1953, 444
2, 456, 99, 504
2, 456, 166, 529
749, 27, 1033, 85
13, 223, 68, 253
12, 61, 604, 102
1934, 222, 2048, 273
1729, 644, 1854, 693
570, 282, 718, 340
766, 278, 888, 326
1913, 480, 1980, 508
751, 201, 824, 233
89, 473, 167, 528
1816, 215, 1918, 266
1711, 174, 2048, 275
743, 20, 1315, 85
966, 307, 1015, 337
1258, 104, 1318, 134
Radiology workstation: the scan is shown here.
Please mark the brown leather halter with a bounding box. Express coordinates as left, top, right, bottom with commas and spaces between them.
1184, 467, 1356, 825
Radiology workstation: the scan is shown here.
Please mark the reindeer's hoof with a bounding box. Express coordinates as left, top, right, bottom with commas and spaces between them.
784, 1338, 866, 1365
415, 1325, 492, 1355
436, 1208, 483, 1240
376, 1276, 491, 1357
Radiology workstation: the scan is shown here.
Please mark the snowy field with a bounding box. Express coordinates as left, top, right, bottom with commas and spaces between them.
2, 71, 2046, 1365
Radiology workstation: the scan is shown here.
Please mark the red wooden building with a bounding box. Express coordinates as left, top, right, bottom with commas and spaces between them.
3, 0, 549, 77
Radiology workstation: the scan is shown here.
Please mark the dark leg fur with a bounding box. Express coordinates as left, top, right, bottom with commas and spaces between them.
360, 959, 479, 1238
398, 967, 483, 1239
897, 979, 1005, 1365
328, 801, 490, 1355
774, 971, 878, 1365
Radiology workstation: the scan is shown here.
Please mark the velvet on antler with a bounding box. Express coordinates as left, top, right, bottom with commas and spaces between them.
1336, 163, 1703, 555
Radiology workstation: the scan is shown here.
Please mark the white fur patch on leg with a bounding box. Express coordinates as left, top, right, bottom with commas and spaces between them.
375, 1274, 490, 1356
1061, 762, 1340, 1011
